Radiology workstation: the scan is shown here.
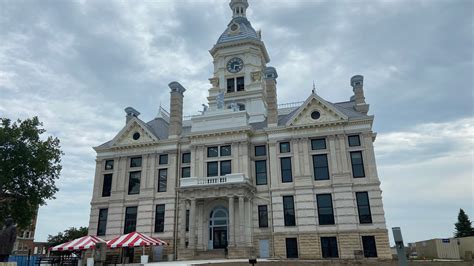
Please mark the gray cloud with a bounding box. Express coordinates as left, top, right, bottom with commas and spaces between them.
0, 0, 472, 243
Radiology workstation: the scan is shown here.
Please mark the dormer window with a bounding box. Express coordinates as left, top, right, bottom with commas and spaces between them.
227, 77, 245, 93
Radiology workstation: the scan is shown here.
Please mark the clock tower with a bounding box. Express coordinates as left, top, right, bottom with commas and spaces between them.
208, 0, 271, 123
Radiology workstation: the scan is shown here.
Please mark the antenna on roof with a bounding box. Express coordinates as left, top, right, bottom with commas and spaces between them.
312, 80, 316, 94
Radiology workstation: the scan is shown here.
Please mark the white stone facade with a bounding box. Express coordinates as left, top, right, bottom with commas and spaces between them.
88, 0, 391, 261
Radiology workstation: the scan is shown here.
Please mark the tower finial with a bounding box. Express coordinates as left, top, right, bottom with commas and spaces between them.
230, 0, 249, 18
312, 80, 316, 94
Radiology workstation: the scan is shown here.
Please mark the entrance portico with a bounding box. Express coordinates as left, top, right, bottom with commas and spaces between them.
177, 173, 255, 259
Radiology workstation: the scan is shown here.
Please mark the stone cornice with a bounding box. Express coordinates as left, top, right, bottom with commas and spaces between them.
94, 138, 180, 153
264, 117, 373, 135
187, 126, 252, 139
210, 39, 270, 63
269, 180, 382, 193
94, 117, 373, 155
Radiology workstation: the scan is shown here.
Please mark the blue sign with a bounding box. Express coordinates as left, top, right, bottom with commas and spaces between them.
442, 239, 450, 243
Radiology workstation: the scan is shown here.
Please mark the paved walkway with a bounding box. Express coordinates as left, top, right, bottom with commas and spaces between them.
147, 259, 269, 266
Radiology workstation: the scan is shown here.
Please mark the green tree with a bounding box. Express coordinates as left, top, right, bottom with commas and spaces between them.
455, 209, 473, 238
47, 227, 89, 248
0, 117, 63, 228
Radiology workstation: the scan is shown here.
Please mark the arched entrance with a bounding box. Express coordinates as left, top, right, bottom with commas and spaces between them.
208, 206, 228, 249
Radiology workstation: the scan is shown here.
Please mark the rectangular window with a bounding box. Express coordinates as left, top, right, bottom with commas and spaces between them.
182, 153, 191, 164
220, 160, 232, 176
350, 151, 365, 178
154, 204, 165, 233
258, 205, 268, 228
207, 146, 218, 157
356, 192, 372, 224
220, 145, 231, 156
362, 236, 378, 258
158, 169, 167, 192
280, 157, 293, 183
279, 142, 290, 153
255, 160, 267, 185
236, 77, 245, 91
283, 196, 296, 226
128, 171, 141, 195
285, 238, 298, 258
102, 174, 112, 197
311, 138, 326, 150
227, 78, 235, 92
159, 154, 168, 165
207, 161, 218, 177
97, 209, 108, 236
255, 145, 266, 156
316, 194, 335, 225
105, 160, 114, 170
313, 154, 330, 180
124, 206, 137, 234
186, 210, 189, 232
348, 135, 361, 147
321, 237, 339, 258
130, 157, 142, 168
181, 167, 190, 178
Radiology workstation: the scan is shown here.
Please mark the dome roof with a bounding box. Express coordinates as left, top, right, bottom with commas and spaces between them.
216, 17, 259, 45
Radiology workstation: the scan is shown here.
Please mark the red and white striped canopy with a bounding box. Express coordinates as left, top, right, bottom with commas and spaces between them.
107, 232, 168, 248
50, 235, 106, 251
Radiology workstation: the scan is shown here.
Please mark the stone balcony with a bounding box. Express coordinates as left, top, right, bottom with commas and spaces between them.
180, 173, 250, 188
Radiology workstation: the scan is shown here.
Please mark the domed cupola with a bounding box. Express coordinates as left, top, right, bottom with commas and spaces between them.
216, 17, 259, 44
216, 0, 260, 45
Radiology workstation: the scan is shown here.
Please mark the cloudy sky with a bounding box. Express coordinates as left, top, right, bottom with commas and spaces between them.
0, 0, 472, 245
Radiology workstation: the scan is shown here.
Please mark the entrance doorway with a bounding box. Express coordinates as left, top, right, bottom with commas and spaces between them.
213, 227, 227, 249
208, 207, 228, 250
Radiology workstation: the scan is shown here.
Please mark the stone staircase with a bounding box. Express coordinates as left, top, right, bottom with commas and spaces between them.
194, 249, 227, 259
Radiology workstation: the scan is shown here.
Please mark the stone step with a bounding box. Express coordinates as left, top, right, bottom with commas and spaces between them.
195, 249, 227, 259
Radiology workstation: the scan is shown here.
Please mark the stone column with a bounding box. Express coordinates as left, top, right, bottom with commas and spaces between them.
293, 139, 301, 177
147, 154, 156, 188
190, 145, 197, 177
239, 196, 245, 245
328, 135, 339, 174
92, 160, 101, 199
337, 134, 350, 173
246, 198, 253, 246
139, 154, 148, 191
180, 200, 186, 249
363, 133, 377, 180
189, 198, 196, 248
228, 196, 235, 246
112, 158, 120, 193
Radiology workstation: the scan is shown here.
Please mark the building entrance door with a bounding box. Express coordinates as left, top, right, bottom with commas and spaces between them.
213, 227, 227, 249
208, 207, 228, 250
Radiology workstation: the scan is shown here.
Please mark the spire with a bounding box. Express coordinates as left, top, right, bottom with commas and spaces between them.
230, 0, 248, 18
312, 80, 316, 94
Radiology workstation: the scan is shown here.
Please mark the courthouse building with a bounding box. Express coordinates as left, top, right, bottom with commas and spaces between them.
88, 0, 391, 260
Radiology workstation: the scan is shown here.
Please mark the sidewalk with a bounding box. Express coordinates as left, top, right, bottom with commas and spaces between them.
147, 259, 269, 266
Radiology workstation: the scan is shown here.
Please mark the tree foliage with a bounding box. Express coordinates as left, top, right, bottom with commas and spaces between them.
455, 208, 473, 238
47, 227, 89, 248
0, 117, 63, 228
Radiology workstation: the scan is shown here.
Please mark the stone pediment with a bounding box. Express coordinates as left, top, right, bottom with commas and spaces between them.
286, 93, 348, 126
110, 117, 158, 147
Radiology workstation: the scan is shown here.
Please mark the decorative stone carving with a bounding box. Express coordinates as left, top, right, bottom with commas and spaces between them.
251, 71, 262, 82
209, 77, 219, 88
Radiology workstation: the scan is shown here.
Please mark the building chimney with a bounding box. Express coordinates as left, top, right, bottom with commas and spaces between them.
124, 107, 140, 124
168, 81, 186, 138
264, 66, 278, 126
350, 75, 369, 114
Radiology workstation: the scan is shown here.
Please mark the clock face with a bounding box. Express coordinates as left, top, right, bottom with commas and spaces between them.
226, 57, 244, 73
